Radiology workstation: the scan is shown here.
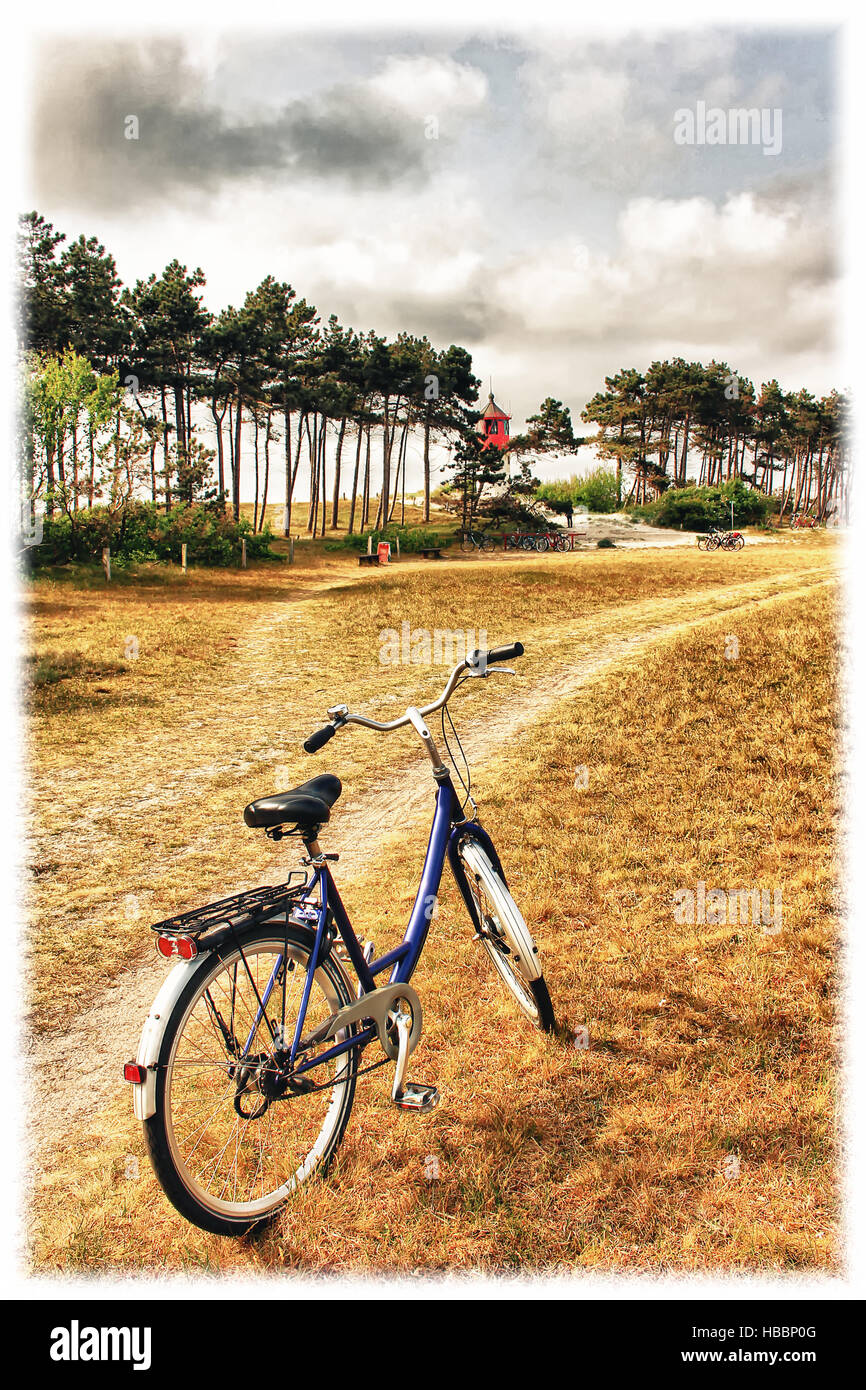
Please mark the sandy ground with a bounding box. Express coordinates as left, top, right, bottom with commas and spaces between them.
25, 568, 832, 1164
557, 512, 777, 549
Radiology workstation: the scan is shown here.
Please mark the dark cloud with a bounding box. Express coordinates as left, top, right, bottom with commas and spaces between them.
31, 38, 428, 211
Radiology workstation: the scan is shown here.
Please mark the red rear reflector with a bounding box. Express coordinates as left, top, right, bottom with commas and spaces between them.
124, 1062, 146, 1084
157, 935, 197, 960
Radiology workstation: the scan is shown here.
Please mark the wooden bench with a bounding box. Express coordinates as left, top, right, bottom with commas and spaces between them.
420, 547, 443, 559
358, 553, 379, 566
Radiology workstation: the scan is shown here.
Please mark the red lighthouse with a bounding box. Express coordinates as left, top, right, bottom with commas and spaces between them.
476, 392, 511, 451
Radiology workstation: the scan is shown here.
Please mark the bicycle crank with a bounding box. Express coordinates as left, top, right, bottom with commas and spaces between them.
299, 981, 423, 1060
389, 1000, 440, 1113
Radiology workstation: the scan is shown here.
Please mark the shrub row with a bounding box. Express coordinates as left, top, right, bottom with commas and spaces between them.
23, 503, 277, 568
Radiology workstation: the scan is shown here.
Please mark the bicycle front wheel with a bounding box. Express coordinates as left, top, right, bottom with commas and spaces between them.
460, 534, 475, 553
456, 839, 556, 1032
143, 925, 359, 1236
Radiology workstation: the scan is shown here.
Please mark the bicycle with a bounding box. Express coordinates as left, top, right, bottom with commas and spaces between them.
697, 526, 744, 551
126, 642, 556, 1235
460, 529, 497, 553
719, 529, 745, 551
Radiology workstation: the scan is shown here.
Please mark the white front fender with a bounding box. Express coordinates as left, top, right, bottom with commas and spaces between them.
132, 958, 200, 1120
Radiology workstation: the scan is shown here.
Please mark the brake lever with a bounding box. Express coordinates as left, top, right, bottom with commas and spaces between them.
466, 663, 516, 679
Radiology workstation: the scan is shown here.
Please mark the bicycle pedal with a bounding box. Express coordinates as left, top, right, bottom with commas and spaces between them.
393, 1083, 439, 1114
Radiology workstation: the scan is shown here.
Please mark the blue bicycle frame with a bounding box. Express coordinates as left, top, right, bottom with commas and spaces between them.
237, 770, 505, 1081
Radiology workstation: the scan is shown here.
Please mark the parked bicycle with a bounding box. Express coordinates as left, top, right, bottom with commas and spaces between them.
460, 529, 497, 553
697, 526, 744, 551
126, 642, 556, 1235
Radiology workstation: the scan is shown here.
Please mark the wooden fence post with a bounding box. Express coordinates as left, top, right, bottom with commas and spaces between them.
181, 542, 187, 573
395, 536, 401, 561
241, 538, 247, 569
289, 537, 294, 565
102, 546, 111, 582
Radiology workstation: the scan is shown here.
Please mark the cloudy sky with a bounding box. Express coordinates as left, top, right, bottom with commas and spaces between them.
25, 24, 839, 492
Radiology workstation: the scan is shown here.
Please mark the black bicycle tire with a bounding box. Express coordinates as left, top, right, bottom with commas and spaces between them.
143, 923, 359, 1236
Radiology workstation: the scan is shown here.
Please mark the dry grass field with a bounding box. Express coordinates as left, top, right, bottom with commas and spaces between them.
23, 531, 842, 1275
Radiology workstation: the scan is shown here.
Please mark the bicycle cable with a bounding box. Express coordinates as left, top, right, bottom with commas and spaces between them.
440, 674, 473, 814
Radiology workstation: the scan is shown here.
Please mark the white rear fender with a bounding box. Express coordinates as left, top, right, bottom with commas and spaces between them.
132, 958, 200, 1120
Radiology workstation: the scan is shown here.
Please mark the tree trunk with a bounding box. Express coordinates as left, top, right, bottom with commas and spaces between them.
173, 384, 186, 465
388, 418, 409, 523
423, 414, 432, 522
307, 413, 319, 532
212, 395, 226, 506
87, 426, 95, 507
161, 386, 172, 512
260, 413, 272, 532
252, 410, 261, 532
361, 423, 371, 529
318, 418, 328, 538
348, 415, 364, 535
331, 417, 346, 528
71, 422, 79, 511
233, 389, 242, 522
376, 398, 391, 529
283, 403, 293, 537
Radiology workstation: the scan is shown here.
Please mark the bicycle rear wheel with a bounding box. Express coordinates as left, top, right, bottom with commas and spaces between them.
456, 839, 556, 1032
460, 534, 475, 553
143, 924, 359, 1236
534, 536, 549, 552
480, 534, 497, 552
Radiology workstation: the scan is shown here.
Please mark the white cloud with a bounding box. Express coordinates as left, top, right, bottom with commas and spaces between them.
366, 55, 488, 120
545, 67, 630, 137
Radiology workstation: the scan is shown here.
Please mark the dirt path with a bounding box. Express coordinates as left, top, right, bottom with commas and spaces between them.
24, 571, 835, 1164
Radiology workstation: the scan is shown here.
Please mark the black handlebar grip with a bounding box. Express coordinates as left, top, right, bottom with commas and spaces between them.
486, 641, 525, 663
303, 724, 337, 754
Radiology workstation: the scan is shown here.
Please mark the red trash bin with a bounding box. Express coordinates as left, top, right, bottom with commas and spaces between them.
377, 542, 391, 565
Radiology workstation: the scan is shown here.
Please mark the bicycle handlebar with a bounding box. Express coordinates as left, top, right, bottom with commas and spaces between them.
302, 640, 525, 751
485, 641, 524, 664
303, 724, 337, 754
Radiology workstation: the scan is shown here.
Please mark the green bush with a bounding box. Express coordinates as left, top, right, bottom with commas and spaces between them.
24, 502, 278, 569
633, 480, 770, 532
597, 536, 616, 548
536, 468, 619, 515
577, 468, 619, 513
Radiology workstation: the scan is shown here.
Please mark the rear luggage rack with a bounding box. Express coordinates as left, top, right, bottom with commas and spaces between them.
150, 877, 310, 939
